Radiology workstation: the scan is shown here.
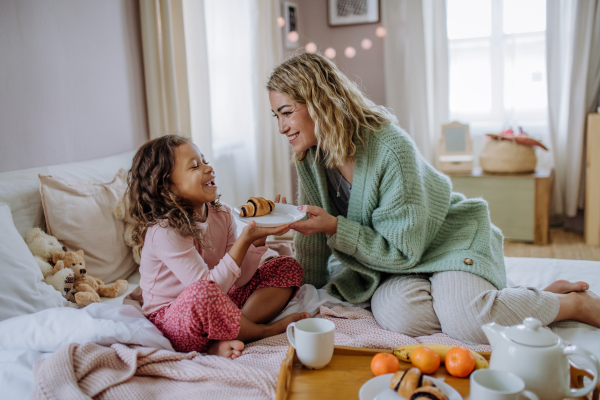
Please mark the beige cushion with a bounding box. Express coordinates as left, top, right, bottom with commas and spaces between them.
39, 169, 136, 282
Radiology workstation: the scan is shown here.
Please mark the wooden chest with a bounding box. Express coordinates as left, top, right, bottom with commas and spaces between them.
447, 168, 552, 244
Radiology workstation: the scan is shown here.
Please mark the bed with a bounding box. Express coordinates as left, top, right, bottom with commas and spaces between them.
0, 152, 598, 399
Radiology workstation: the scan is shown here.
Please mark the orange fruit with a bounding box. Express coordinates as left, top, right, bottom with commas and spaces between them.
410, 346, 441, 374
445, 347, 476, 378
371, 352, 401, 376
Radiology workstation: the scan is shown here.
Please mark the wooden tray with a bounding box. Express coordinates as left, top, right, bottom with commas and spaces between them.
276, 345, 600, 400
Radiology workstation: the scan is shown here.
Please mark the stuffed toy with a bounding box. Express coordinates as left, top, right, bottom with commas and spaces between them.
114, 193, 142, 264
44, 267, 75, 298
24, 228, 67, 278
53, 250, 129, 306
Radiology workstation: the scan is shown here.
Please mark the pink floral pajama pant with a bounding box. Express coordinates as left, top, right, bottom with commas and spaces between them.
148, 256, 303, 353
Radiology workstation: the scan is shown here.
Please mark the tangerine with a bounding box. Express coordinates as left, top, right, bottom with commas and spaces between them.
410, 346, 441, 374
445, 347, 476, 378
370, 352, 401, 376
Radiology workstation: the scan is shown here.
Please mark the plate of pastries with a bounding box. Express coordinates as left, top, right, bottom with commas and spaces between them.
359, 368, 461, 400
233, 197, 306, 227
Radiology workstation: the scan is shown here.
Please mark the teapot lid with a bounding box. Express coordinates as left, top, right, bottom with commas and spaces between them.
505, 317, 558, 347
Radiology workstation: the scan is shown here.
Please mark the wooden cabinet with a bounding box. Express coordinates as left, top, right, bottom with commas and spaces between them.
585, 113, 600, 246
448, 168, 552, 244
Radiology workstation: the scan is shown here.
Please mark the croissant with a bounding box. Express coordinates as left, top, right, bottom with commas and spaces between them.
240, 197, 275, 217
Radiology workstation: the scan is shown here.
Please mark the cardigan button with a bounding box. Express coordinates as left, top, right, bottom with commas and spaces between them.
463, 258, 473, 265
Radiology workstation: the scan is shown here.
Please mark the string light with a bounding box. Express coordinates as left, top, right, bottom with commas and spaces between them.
344, 46, 356, 58
287, 31, 299, 43
277, 17, 285, 28
361, 38, 372, 50
376, 27, 387, 37
305, 42, 317, 53
324, 47, 336, 59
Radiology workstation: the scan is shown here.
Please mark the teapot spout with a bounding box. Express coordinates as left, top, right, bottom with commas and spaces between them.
482, 322, 508, 347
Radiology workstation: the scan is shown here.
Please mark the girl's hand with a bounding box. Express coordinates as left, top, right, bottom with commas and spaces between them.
289, 205, 337, 236
240, 220, 291, 245
274, 194, 288, 204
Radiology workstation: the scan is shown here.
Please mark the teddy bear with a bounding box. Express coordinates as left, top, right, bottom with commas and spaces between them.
114, 192, 142, 264
24, 228, 67, 278
44, 267, 75, 298
53, 250, 129, 306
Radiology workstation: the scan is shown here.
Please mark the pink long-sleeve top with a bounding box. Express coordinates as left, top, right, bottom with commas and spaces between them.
139, 205, 267, 316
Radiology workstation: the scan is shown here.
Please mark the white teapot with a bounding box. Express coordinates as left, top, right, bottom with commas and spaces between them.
482, 317, 599, 400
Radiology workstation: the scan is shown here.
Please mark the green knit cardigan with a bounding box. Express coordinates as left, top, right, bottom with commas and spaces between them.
294, 124, 506, 303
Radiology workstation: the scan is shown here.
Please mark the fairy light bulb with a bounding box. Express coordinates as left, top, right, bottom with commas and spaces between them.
277, 17, 285, 28
376, 27, 387, 37
344, 46, 356, 58
287, 31, 299, 43
361, 38, 372, 50
324, 47, 336, 59
305, 42, 317, 53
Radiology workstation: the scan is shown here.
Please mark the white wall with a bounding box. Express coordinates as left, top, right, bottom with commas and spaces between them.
0, 0, 148, 173
280, 0, 386, 106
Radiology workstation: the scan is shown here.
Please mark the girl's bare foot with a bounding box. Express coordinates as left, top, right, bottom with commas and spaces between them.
544, 279, 589, 294
207, 340, 244, 359
266, 312, 311, 336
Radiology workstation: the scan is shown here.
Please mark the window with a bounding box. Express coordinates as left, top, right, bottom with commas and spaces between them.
447, 0, 547, 138
204, 0, 257, 206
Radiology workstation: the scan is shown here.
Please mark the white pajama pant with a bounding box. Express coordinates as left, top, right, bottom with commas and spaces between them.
370, 271, 560, 344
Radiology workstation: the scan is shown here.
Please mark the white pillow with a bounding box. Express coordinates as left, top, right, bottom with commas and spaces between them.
0, 203, 69, 322
0, 151, 135, 237
39, 169, 137, 283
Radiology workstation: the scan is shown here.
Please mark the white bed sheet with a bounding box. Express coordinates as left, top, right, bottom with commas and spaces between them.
1, 256, 599, 399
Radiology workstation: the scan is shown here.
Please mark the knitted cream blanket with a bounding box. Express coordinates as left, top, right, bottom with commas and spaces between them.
32, 306, 491, 400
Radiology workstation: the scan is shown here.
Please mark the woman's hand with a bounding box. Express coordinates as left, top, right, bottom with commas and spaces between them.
240, 220, 290, 246
290, 205, 338, 236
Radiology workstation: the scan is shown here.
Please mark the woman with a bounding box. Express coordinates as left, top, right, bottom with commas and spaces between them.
267, 53, 600, 344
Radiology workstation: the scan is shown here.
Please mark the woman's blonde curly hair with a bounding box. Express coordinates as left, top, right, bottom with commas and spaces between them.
266, 52, 397, 168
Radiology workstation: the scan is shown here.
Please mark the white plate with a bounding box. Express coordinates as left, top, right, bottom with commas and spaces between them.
359, 373, 462, 400
232, 203, 306, 227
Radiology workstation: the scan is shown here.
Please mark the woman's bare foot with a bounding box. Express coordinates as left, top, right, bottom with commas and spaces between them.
266, 312, 311, 336
554, 289, 600, 328
207, 340, 245, 360
572, 290, 600, 328
544, 279, 589, 294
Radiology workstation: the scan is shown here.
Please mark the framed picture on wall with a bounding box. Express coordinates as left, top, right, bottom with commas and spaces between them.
283, 1, 299, 49
328, 0, 380, 26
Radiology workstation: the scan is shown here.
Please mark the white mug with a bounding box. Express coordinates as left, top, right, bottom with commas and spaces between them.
286, 318, 335, 369
471, 369, 539, 400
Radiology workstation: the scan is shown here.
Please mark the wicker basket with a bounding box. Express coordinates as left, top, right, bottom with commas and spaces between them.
479, 139, 537, 173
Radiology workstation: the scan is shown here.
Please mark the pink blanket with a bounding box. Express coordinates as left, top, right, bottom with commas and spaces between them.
32, 306, 491, 400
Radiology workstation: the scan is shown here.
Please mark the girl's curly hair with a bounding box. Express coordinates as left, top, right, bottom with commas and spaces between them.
125, 135, 222, 251
266, 52, 397, 168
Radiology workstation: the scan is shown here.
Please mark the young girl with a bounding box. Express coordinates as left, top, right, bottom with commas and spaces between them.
125, 135, 309, 359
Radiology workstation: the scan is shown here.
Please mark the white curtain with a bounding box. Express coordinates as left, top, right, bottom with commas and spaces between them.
250, 0, 293, 203
205, 0, 291, 207
139, 0, 212, 159
382, 0, 449, 165
546, 0, 600, 217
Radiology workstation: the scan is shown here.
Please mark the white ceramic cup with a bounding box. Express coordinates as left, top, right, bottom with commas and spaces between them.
471, 369, 539, 400
286, 318, 335, 369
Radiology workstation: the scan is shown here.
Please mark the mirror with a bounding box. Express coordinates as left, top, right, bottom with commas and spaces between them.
445, 127, 468, 153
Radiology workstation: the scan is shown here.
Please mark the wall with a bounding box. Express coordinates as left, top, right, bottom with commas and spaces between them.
0, 0, 148, 173
280, 0, 386, 106
279, 0, 386, 203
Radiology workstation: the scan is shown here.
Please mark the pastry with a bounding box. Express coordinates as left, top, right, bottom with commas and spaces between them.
389, 368, 423, 398
409, 386, 449, 400
239, 197, 275, 217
